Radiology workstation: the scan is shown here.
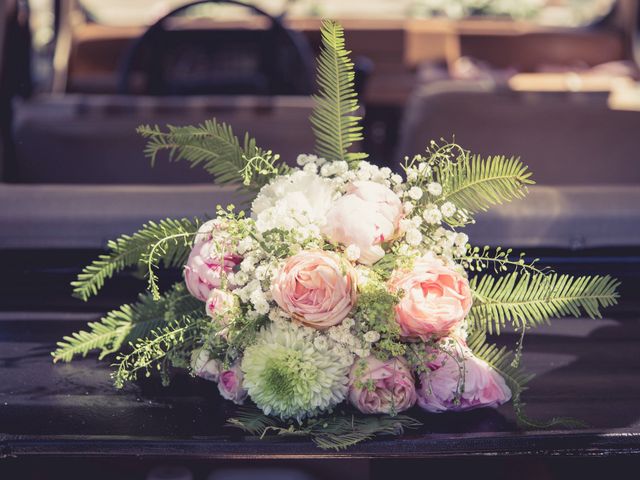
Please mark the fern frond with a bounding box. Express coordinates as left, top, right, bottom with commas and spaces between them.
310, 19, 367, 166
434, 154, 534, 219
71, 217, 199, 301
226, 406, 421, 451
51, 311, 132, 363
137, 121, 286, 190
470, 272, 620, 334
226, 407, 281, 436
52, 284, 201, 363
309, 414, 421, 451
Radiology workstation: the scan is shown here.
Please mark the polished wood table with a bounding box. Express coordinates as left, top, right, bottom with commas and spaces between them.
1, 314, 639, 460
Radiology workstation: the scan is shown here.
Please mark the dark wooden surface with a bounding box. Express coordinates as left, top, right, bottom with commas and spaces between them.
1, 313, 639, 459
1, 248, 639, 460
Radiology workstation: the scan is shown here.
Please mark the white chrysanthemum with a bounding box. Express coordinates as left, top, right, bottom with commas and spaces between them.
241, 322, 351, 420
251, 170, 337, 233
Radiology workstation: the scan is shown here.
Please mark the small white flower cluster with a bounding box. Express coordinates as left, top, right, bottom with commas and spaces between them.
389, 155, 474, 264
326, 318, 381, 360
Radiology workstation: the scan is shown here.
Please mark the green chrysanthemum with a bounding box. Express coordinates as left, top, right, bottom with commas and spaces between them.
241, 322, 351, 420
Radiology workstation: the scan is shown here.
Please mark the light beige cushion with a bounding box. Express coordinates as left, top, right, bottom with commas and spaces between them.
0, 184, 247, 248
466, 185, 640, 248
1, 184, 639, 250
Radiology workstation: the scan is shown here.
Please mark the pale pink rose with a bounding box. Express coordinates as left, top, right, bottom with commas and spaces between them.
271, 251, 357, 329
389, 257, 472, 339
184, 240, 242, 301
417, 339, 511, 413
348, 356, 417, 414
218, 361, 248, 405
190, 348, 221, 382
205, 289, 238, 321
322, 181, 403, 265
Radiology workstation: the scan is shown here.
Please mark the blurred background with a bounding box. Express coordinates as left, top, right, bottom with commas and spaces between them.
1, 1, 640, 479
2, 0, 640, 307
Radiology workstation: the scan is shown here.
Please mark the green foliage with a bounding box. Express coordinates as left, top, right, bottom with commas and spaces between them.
72, 218, 200, 301
354, 279, 405, 359
462, 245, 547, 275
434, 153, 534, 221
112, 313, 206, 388
227, 406, 422, 450
310, 19, 367, 166
137, 120, 287, 190
371, 254, 398, 281
470, 272, 620, 334
52, 284, 201, 363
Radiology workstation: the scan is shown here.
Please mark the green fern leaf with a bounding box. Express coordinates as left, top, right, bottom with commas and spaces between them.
226, 406, 281, 436
226, 406, 421, 451
71, 217, 200, 301
310, 19, 367, 166
309, 415, 421, 451
137, 121, 286, 190
52, 284, 201, 363
470, 272, 620, 334
434, 154, 534, 219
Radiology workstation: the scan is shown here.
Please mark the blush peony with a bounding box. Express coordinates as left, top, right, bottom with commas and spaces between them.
271, 251, 357, 329
322, 181, 403, 265
348, 356, 417, 414
416, 338, 511, 413
184, 239, 242, 302
389, 257, 472, 339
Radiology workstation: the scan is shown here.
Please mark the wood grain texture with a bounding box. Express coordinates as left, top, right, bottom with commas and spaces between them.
1, 315, 639, 459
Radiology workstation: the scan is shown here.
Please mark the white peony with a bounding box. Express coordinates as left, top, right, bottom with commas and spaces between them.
251, 170, 337, 234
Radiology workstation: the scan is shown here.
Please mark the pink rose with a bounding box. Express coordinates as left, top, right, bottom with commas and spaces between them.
190, 348, 221, 382
389, 257, 472, 339
417, 338, 511, 413
322, 181, 403, 265
271, 251, 357, 329
205, 288, 238, 321
218, 361, 248, 405
348, 356, 417, 414
184, 240, 242, 301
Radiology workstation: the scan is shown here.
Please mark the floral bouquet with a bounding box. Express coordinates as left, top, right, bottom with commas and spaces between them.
53, 20, 620, 450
